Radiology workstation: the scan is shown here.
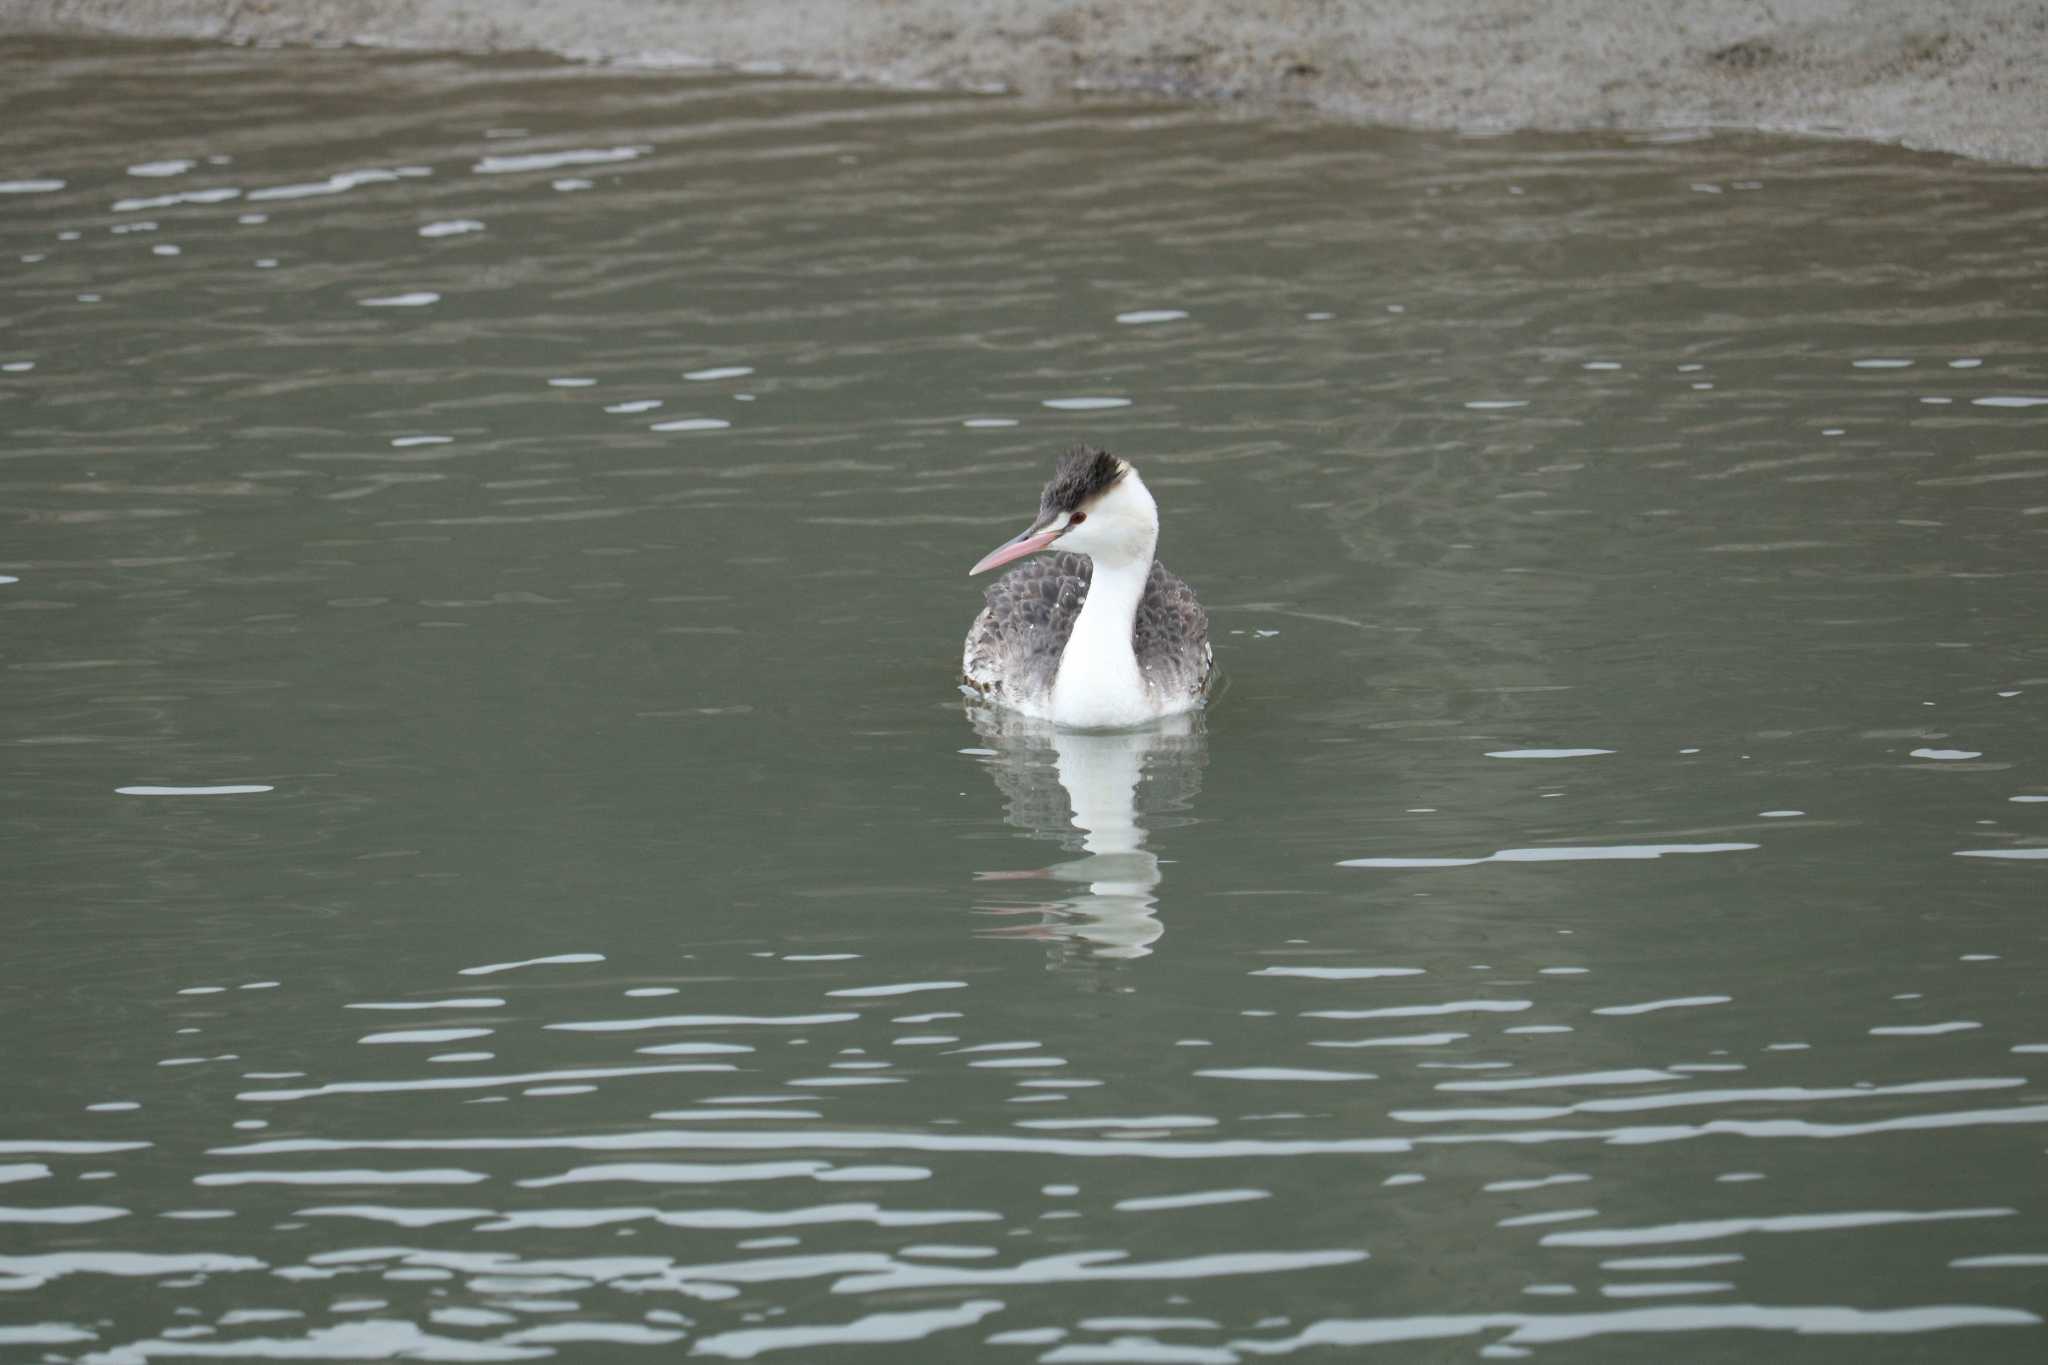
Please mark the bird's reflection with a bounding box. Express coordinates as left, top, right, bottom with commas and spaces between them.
964, 702, 1206, 967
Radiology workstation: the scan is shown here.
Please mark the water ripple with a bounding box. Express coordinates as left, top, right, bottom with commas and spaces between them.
4, 37, 2045, 1361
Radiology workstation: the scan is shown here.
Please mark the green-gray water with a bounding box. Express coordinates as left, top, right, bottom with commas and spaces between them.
3, 36, 2045, 1362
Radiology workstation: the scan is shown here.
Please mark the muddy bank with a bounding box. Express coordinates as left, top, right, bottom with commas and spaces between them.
14, 0, 2048, 166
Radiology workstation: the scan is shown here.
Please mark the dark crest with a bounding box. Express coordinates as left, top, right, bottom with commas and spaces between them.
1039, 445, 1128, 517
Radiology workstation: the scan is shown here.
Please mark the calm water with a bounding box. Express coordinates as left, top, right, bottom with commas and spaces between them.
3, 35, 2046, 1362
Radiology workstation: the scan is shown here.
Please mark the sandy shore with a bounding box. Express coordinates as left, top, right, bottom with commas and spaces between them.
15, 0, 2048, 167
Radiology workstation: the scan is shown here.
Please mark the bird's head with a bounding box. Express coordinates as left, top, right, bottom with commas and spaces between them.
970, 446, 1159, 574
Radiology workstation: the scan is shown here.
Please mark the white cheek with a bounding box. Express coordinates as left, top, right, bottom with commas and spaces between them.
1062, 518, 1132, 562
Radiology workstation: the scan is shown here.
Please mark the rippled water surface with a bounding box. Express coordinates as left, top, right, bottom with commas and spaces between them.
4, 35, 2047, 1362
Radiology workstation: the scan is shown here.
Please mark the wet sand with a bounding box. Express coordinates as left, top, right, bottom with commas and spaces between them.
14, 0, 2048, 166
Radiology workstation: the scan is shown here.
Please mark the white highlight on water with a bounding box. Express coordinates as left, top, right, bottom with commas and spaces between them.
472, 147, 647, 174
249, 167, 431, 201
1592, 996, 1732, 1016
1253, 966, 1425, 980
1196, 1068, 1376, 1083
1486, 749, 1614, 759
827, 982, 967, 998
1341, 843, 1758, 869
1306, 1000, 1530, 1021
346, 998, 505, 1010
458, 953, 604, 976
691, 1299, 1003, 1360
1540, 1206, 2012, 1248
548, 1012, 854, 1032
359, 1029, 494, 1045
1113, 1189, 1268, 1212
114, 188, 241, 212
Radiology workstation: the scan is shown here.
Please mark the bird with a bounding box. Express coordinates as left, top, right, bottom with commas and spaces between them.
963, 446, 1211, 729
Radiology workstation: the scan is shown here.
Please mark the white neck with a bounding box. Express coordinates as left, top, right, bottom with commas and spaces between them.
1049, 541, 1156, 729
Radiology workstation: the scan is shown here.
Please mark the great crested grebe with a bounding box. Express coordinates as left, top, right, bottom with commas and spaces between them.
963, 446, 1211, 729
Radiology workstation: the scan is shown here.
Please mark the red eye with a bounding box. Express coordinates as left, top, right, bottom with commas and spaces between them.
1069, 512, 1087, 525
